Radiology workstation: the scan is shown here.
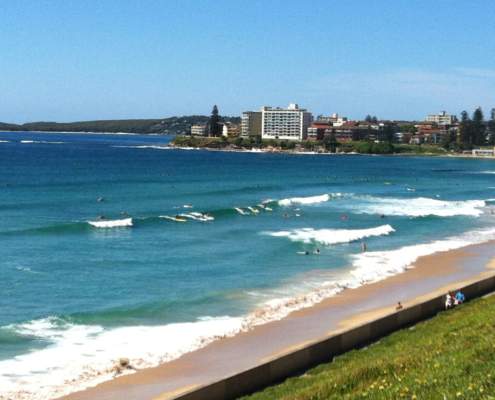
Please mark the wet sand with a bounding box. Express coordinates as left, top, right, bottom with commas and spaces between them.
60, 241, 495, 400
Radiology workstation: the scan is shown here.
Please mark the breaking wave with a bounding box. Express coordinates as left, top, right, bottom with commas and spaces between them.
87, 218, 133, 228
278, 193, 331, 206
264, 224, 395, 245
348, 196, 486, 217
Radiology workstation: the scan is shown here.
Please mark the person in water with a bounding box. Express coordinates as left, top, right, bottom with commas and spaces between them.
314, 248, 320, 255
361, 242, 367, 252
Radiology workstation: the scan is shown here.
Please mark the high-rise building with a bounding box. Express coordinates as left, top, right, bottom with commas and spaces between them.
261, 104, 312, 141
241, 111, 262, 137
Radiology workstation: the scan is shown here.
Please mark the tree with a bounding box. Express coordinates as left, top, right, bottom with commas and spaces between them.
457, 110, 472, 149
382, 124, 395, 144
472, 107, 485, 146
371, 116, 378, 123
208, 105, 222, 136
488, 108, 495, 145
365, 115, 372, 123
323, 130, 339, 153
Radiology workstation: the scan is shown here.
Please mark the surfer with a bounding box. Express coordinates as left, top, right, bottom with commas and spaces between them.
314, 248, 320, 255
97, 197, 104, 202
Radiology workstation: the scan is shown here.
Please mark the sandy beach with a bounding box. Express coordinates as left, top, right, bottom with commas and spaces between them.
58, 240, 495, 400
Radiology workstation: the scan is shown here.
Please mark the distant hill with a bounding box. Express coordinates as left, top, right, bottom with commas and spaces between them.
0, 115, 241, 135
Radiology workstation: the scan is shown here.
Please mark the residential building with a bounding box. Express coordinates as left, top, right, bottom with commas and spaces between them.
307, 121, 330, 141
316, 113, 348, 127
221, 122, 241, 138
472, 148, 495, 157
425, 111, 457, 126
241, 111, 262, 137
261, 103, 312, 141
190, 124, 207, 136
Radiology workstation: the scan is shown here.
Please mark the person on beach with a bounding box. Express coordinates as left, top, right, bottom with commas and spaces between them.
445, 293, 454, 309
455, 290, 465, 305
396, 301, 403, 311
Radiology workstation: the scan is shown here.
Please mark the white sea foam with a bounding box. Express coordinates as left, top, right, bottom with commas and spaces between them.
0, 140, 10, 143
348, 227, 495, 286
278, 193, 330, 206
87, 218, 133, 228
264, 224, 395, 245
250, 226, 495, 326
112, 145, 171, 150
20, 140, 64, 144
0, 316, 244, 400
348, 196, 486, 217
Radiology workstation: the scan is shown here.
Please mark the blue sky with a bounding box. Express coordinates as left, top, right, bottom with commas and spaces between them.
0, 0, 494, 122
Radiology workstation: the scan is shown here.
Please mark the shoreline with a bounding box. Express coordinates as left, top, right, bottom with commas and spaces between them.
168, 144, 495, 159
59, 239, 495, 400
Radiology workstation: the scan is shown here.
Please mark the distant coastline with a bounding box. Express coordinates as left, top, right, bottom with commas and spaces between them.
0, 115, 240, 136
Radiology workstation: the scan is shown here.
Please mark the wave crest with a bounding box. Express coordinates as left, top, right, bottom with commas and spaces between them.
349, 196, 486, 217
278, 193, 331, 206
264, 224, 395, 245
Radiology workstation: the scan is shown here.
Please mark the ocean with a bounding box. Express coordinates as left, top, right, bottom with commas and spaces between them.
1, 131, 495, 399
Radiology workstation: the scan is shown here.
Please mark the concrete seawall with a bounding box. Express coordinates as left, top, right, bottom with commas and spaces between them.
172, 273, 495, 400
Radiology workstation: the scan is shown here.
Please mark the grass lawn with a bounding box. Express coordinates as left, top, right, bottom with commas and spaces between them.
241, 295, 495, 399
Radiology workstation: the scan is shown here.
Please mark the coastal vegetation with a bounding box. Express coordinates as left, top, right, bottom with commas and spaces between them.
171, 135, 449, 156
0, 115, 240, 135
242, 294, 495, 400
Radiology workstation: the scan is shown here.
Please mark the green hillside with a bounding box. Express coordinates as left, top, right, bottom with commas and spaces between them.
0, 116, 240, 135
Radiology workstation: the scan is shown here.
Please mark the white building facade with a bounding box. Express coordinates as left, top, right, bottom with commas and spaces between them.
261, 104, 312, 141
425, 111, 457, 125
190, 124, 207, 136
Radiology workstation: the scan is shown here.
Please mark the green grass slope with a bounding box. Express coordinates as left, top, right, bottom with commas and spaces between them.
242, 295, 495, 400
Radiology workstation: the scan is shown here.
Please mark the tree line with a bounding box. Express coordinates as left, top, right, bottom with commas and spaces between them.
447, 107, 495, 150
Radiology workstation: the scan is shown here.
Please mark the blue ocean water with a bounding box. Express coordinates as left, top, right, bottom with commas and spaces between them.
1, 131, 495, 398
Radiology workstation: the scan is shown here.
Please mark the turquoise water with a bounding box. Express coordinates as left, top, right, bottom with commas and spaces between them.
1, 131, 495, 398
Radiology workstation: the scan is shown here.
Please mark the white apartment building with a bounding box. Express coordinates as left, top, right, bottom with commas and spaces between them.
425, 111, 457, 125
190, 124, 207, 136
261, 104, 312, 141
